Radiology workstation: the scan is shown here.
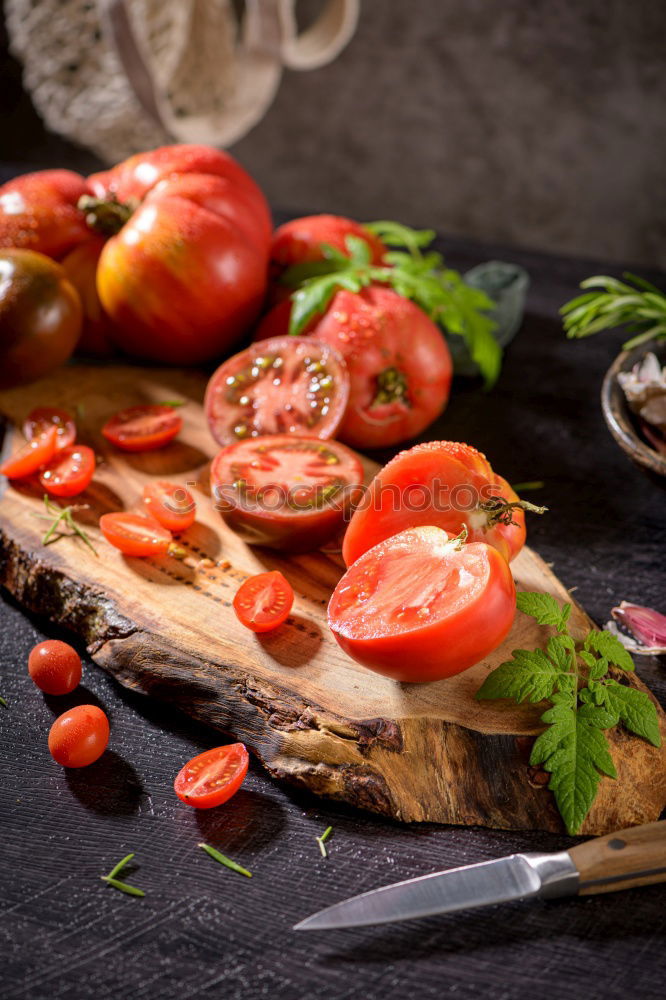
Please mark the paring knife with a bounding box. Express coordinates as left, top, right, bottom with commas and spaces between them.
294, 820, 666, 931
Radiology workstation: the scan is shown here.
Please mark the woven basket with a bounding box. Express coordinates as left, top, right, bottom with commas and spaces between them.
5, 0, 359, 163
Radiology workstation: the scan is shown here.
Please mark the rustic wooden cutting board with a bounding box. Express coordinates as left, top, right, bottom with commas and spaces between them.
1, 364, 664, 834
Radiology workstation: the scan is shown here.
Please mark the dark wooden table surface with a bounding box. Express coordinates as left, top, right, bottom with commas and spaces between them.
1, 210, 664, 999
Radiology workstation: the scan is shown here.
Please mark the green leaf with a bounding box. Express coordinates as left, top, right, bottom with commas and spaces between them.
605, 680, 662, 747
476, 650, 560, 704
584, 631, 635, 672
546, 635, 572, 672
289, 277, 343, 336
516, 592, 570, 631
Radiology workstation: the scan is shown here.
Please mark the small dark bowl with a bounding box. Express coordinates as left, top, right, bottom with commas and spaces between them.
601, 340, 666, 477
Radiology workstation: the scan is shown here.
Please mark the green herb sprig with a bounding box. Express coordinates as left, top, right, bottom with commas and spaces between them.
280, 223, 501, 387
477, 592, 661, 835
101, 853, 145, 897
0, 695, 7, 709
316, 825, 333, 858
33, 495, 98, 555
198, 842, 252, 878
561, 273, 666, 350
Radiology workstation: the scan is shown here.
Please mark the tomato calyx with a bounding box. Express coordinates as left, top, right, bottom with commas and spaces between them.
476, 496, 548, 530
78, 194, 135, 236
371, 366, 410, 408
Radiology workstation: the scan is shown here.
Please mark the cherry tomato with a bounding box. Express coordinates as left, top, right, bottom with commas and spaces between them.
99, 512, 173, 557
143, 481, 196, 532
174, 743, 249, 809
48, 704, 109, 768
61, 237, 116, 357
23, 407, 76, 452
270, 214, 385, 286
211, 434, 364, 552
204, 336, 349, 447
0, 169, 91, 258
342, 441, 526, 567
0, 426, 57, 479
329, 526, 516, 682
255, 286, 452, 449
28, 639, 82, 695
102, 405, 182, 452
0, 249, 82, 389
88, 145, 271, 364
233, 571, 294, 632
39, 444, 95, 497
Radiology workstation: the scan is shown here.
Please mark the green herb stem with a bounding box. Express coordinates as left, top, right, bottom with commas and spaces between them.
198, 843, 252, 878
0, 695, 7, 708
316, 826, 333, 858
100, 876, 145, 897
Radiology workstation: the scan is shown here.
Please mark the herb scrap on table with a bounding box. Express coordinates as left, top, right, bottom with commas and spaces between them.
476, 591, 661, 835
198, 842, 252, 878
100, 853, 145, 897
316, 825, 333, 858
33, 495, 98, 555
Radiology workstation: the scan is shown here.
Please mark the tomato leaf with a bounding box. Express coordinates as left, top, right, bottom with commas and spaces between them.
516, 592, 571, 632
583, 630, 635, 672
604, 680, 662, 747
476, 650, 560, 703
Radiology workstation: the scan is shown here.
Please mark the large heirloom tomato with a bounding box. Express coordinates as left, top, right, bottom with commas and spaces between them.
329, 526, 516, 682
255, 286, 453, 450
342, 441, 528, 567
0, 170, 91, 258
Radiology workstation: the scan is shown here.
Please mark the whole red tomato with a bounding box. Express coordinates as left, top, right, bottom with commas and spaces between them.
0, 169, 91, 258
61, 237, 116, 357
271, 214, 385, 274
255, 286, 453, 449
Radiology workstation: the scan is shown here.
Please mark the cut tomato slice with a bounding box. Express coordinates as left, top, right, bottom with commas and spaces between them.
99, 511, 173, 557
210, 433, 364, 552
102, 404, 182, 452
233, 571, 294, 632
39, 444, 95, 497
23, 407, 76, 452
0, 426, 57, 479
204, 336, 349, 446
143, 480, 196, 533
174, 743, 249, 809
329, 526, 516, 683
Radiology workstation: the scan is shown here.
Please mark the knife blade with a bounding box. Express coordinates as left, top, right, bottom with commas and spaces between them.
294, 820, 666, 930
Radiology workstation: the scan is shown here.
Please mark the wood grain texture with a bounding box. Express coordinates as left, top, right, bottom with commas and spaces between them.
571, 820, 666, 895
1, 364, 665, 834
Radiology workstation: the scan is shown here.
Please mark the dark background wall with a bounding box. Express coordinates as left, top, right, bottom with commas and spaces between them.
1, 0, 665, 267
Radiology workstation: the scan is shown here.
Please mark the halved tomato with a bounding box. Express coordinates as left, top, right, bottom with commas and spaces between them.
204, 336, 349, 447
329, 526, 516, 682
174, 743, 249, 809
24, 407, 76, 452
233, 571, 294, 633
210, 434, 364, 552
143, 481, 196, 533
39, 444, 95, 497
102, 404, 182, 452
99, 511, 172, 557
0, 426, 57, 479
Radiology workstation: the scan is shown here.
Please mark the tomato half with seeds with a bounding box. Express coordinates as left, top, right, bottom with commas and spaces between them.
174, 743, 249, 808
204, 336, 349, 447
39, 444, 95, 497
24, 407, 76, 452
143, 481, 196, 532
0, 426, 57, 479
211, 434, 364, 552
48, 704, 110, 768
329, 526, 516, 682
342, 440, 528, 567
233, 571, 294, 633
99, 512, 172, 557
102, 404, 182, 452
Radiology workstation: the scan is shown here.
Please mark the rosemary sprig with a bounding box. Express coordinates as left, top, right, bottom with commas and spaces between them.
316, 825, 333, 858
33, 495, 98, 555
198, 843, 252, 878
561, 272, 666, 349
0, 696, 7, 708
100, 853, 145, 897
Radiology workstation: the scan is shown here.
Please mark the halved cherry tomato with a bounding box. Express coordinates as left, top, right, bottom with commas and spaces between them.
99, 512, 172, 557
39, 444, 95, 497
342, 441, 527, 567
204, 336, 349, 446
102, 404, 182, 452
0, 426, 57, 479
211, 434, 364, 552
28, 639, 82, 695
48, 704, 110, 768
329, 526, 516, 682
233, 571, 294, 633
174, 743, 249, 809
24, 407, 76, 452
143, 481, 196, 533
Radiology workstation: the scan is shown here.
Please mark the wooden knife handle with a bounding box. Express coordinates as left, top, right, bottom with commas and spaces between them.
568, 820, 666, 895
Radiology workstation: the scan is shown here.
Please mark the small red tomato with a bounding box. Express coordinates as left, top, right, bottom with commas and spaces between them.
142, 481, 196, 533
38, 444, 95, 497
23, 407, 77, 452
102, 404, 183, 452
0, 426, 57, 479
270, 215, 385, 276
174, 743, 249, 809
48, 705, 110, 768
99, 511, 173, 557
233, 571, 294, 633
28, 639, 82, 695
